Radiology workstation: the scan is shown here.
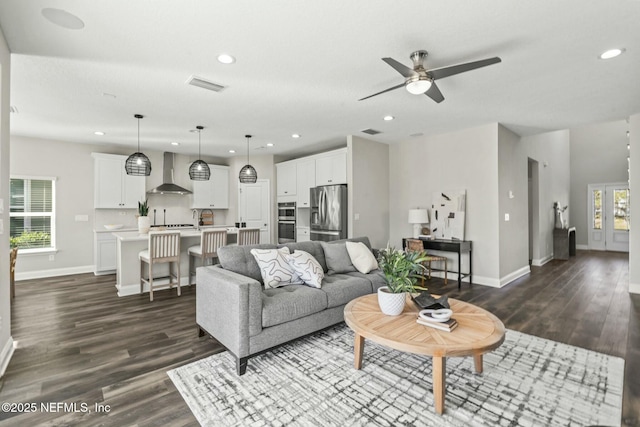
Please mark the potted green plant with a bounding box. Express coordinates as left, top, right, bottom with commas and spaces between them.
376, 244, 429, 315
138, 199, 151, 234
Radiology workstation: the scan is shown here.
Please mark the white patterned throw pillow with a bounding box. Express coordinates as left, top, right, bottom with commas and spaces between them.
250, 247, 303, 289
345, 241, 379, 274
286, 250, 324, 288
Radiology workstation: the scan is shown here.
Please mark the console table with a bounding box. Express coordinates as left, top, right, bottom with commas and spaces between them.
402, 238, 472, 290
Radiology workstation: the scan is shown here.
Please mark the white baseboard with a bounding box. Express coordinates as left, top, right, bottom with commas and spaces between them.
117, 276, 192, 297
15, 265, 94, 281
630, 282, 640, 294
576, 244, 589, 250
0, 337, 15, 378
532, 255, 553, 267
500, 265, 531, 287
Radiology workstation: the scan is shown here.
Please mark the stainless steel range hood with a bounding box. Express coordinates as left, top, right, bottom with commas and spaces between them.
147, 152, 192, 195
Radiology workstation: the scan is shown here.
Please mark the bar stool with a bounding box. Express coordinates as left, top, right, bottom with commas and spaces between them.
139, 231, 181, 301
406, 238, 448, 286
237, 228, 260, 245
188, 229, 227, 284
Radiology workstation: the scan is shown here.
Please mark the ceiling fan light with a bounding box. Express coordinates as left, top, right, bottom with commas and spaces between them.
406, 79, 432, 95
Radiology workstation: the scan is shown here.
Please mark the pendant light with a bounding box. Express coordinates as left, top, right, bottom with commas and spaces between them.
125, 114, 152, 176
189, 125, 211, 180
239, 134, 257, 183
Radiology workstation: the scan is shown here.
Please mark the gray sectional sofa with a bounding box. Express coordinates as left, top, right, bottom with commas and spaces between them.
196, 236, 386, 375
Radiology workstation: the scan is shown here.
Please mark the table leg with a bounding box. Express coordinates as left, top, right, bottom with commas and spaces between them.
474, 354, 483, 373
457, 249, 462, 290
354, 333, 364, 369
433, 356, 446, 414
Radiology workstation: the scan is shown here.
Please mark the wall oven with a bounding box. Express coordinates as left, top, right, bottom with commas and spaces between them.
278, 202, 296, 243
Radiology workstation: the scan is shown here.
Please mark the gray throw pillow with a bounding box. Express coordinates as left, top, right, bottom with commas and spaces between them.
320, 241, 357, 275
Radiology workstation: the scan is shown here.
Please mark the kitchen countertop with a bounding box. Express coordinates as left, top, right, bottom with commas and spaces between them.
112, 226, 239, 242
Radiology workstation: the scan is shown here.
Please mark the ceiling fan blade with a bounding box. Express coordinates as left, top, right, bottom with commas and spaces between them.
382, 57, 418, 78
428, 57, 501, 80
425, 81, 444, 103
358, 82, 406, 101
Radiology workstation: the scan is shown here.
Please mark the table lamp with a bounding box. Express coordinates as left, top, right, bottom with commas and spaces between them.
408, 208, 429, 238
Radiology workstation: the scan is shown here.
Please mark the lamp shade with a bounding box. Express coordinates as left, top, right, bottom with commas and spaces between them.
408, 208, 429, 224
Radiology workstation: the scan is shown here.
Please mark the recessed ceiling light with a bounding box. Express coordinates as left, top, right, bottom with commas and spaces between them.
41, 8, 85, 30
292, 134, 301, 139
383, 115, 394, 121
217, 54, 236, 64
94, 131, 105, 136
171, 142, 180, 146
599, 48, 624, 59
229, 149, 236, 153
267, 143, 274, 147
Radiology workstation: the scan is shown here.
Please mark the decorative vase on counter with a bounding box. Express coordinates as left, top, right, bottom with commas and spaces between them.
377, 286, 407, 315
138, 216, 151, 234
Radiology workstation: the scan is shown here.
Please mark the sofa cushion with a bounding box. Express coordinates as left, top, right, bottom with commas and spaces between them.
346, 270, 387, 292
321, 242, 357, 275
218, 243, 278, 284
287, 250, 324, 288
320, 274, 373, 308
279, 241, 327, 272
250, 247, 303, 289
262, 285, 328, 327
346, 241, 379, 274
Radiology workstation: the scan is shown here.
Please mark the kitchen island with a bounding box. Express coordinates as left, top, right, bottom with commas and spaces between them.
112, 227, 238, 297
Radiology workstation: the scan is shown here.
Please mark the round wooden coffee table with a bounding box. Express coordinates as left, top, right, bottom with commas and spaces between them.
344, 293, 505, 415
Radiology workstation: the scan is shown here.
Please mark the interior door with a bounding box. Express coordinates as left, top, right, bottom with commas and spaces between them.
238, 179, 271, 243
604, 183, 630, 252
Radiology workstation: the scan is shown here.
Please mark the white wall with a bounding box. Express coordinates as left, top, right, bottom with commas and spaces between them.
629, 113, 640, 294
0, 24, 13, 376
389, 123, 501, 285
347, 135, 389, 248
11, 136, 234, 277
569, 120, 629, 246
521, 130, 571, 264
498, 125, 530, 281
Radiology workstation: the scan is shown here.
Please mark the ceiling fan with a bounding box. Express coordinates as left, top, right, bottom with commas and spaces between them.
359, 50, 501, 103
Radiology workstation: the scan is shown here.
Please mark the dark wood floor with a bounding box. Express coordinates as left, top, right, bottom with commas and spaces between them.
0, 250, 637, 426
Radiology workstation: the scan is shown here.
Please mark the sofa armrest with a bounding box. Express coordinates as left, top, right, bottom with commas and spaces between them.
196, 265, 263, 358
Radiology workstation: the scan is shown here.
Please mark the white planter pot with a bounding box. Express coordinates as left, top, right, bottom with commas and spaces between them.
377, 286, 406, 316
138, 216, 151, 234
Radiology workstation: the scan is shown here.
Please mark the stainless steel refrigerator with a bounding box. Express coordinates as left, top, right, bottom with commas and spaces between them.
310, 184, 348, 241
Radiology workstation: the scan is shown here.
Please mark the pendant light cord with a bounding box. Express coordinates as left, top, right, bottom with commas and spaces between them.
245, 134, 252, 164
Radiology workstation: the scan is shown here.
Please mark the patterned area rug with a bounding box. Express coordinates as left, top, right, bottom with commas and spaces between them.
168, 325, 624, 426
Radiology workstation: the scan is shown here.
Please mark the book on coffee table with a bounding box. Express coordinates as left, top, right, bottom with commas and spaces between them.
416, 316, 458, 332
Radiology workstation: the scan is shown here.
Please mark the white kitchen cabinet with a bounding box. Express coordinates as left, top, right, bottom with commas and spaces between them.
191, 164, 230, 209
296, 159, 316, 207
276, 161, 297, 197
296, 226, 311, 242
92, 153, 146, 209
315, 149, 347, 186
94, 232, 117, 274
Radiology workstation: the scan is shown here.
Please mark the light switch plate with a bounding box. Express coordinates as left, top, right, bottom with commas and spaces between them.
505, 213, 510, 221
75, 214, 89, 222
0, 198, 4, 214
0, 221, 3, 234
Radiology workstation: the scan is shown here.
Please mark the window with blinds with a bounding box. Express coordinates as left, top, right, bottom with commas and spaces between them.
10, 177, 56, 251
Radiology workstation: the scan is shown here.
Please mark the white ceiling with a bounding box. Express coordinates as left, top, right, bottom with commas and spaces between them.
1, 1, 639, 159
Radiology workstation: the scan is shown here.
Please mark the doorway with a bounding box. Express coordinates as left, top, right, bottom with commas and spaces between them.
238, 179, 271, 243
528, 158, 540, 265
587, 183, 630, 252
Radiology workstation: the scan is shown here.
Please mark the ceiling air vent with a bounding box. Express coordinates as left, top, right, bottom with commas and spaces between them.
186, 75, 226, 93
361, 128, 381, 135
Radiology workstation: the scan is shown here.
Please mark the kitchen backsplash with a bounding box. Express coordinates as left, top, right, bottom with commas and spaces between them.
94, 193, 230, 229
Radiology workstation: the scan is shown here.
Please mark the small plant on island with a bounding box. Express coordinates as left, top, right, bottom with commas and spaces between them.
138, 199, 149, 217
